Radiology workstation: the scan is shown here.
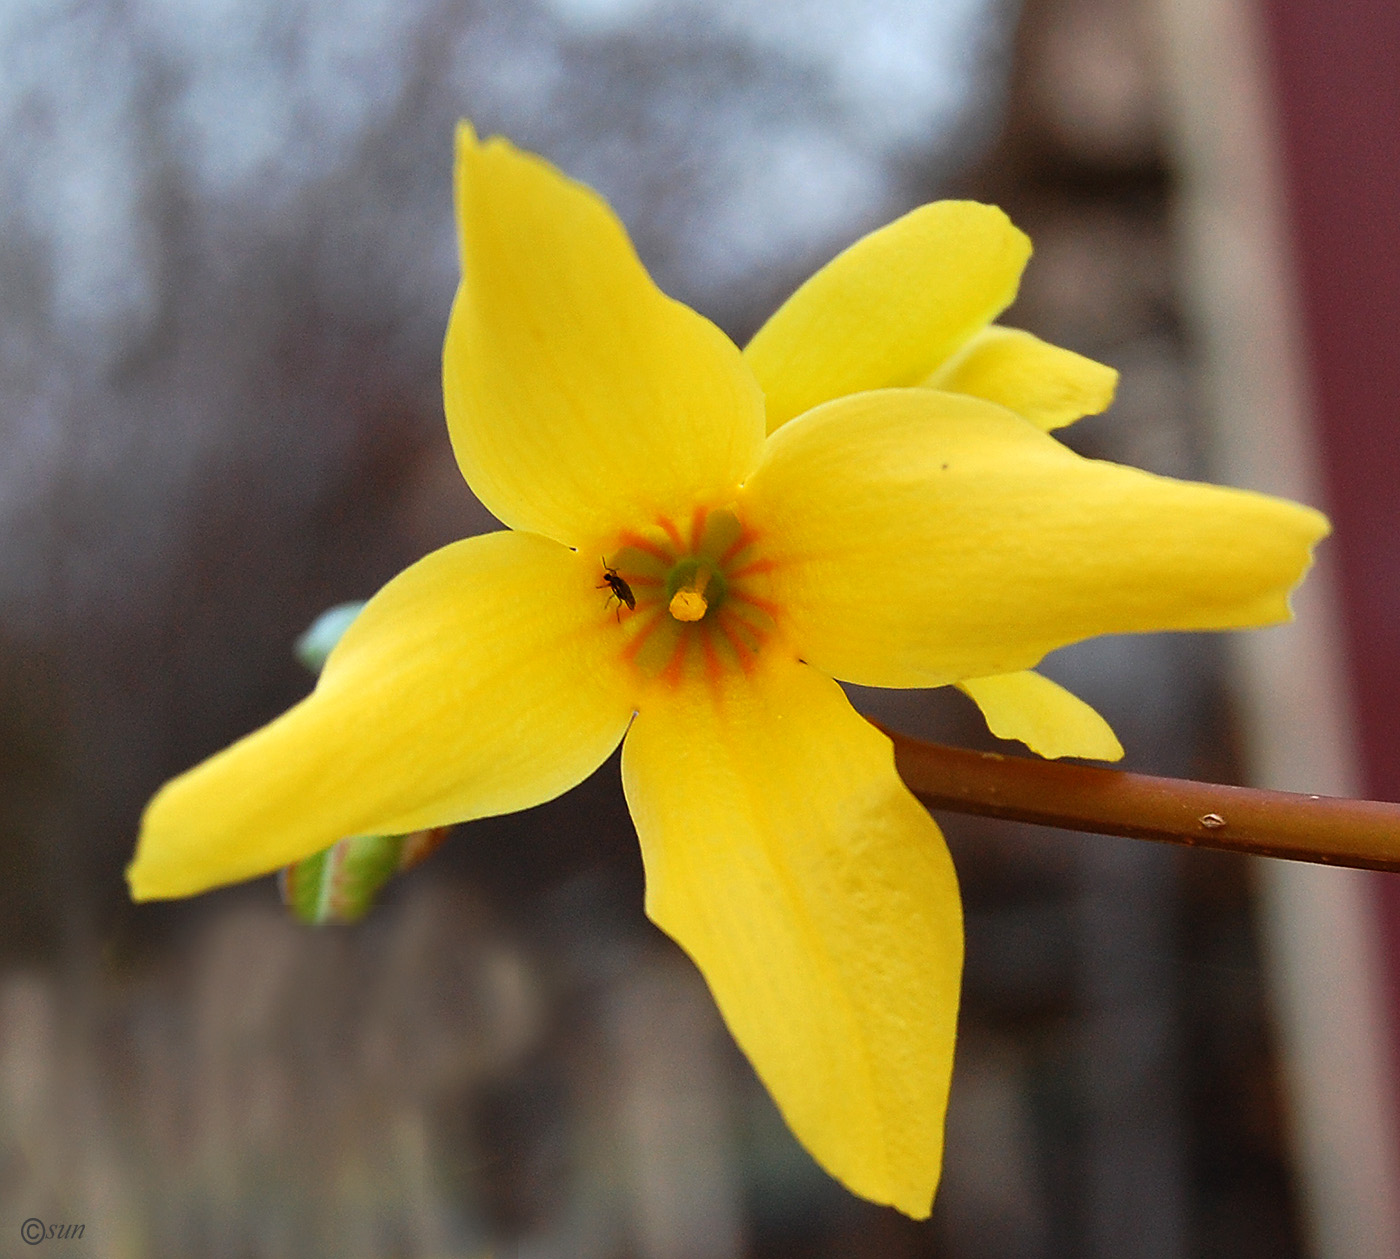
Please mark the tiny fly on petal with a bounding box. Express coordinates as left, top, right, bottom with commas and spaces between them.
599, 560, 635, 616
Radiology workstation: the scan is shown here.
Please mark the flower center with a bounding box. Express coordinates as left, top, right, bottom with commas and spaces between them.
600, 506, 776, 684
666, 557, 723, 622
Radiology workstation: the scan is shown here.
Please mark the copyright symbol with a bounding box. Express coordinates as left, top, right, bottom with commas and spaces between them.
21, 1217, 44, 1244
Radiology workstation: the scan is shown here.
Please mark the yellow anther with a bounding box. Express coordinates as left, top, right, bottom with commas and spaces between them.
668, 566, 711, 622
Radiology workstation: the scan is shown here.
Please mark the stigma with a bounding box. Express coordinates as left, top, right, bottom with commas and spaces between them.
669, 565, 712, 622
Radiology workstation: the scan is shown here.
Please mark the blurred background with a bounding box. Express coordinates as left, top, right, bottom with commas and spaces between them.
2, 0, 1398, 1255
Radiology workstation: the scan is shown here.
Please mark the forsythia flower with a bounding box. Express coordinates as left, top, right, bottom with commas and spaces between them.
128, 124, 1328, 1218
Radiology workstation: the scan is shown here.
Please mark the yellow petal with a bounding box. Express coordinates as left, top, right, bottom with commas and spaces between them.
445, 123, 765, 548
927, 325, 1118, 431
130, 532, 636, 900
957, 670, 1124, 761
742, 388, 1330, 688
744, 201, 1030, 432
621, 657, 962, 1218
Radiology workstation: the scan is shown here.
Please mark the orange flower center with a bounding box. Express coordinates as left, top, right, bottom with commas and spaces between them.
602, 506, 777, 685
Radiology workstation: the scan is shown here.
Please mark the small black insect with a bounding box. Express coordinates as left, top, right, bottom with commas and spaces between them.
598, 560, 635, 616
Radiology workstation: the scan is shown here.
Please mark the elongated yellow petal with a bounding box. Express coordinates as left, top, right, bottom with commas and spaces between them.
957, 670, 1124, 761
445, 124, 765, 548
927, 325, 1118, 431
744, 201, 1030, 432
621, 658, 962, 1218
743, 389, 1330, 688
130, 532, 636, 900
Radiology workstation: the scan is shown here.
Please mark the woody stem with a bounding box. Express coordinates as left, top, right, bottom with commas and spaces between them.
881, 726, 1400, 871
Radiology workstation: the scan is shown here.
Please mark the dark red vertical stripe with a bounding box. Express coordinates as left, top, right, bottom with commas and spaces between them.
1257, 0, 1400, 1114
1258, 0, 1400, 797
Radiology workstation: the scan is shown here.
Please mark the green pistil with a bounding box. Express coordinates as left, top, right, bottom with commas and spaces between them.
666, 557, 728, 619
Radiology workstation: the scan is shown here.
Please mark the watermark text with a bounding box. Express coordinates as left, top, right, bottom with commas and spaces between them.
21, 1218, 85, 1245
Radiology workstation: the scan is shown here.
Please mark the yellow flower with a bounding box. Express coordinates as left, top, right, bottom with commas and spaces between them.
128, 124, 1328, 1218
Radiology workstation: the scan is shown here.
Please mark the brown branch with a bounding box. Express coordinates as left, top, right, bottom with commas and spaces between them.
884, 728, 1400, 872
